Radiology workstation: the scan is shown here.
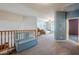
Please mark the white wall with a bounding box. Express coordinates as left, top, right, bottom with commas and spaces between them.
23, 16, 37, 29
37, 19, 46, 30
0, 11, 37, 30
0, 11, 37, 45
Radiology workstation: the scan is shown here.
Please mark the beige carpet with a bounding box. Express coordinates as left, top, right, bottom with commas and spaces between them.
12, 34, 79, 55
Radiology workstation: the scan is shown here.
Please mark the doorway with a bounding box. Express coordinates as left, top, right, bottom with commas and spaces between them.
37, 17, 55, 40
66, 17, 79, 44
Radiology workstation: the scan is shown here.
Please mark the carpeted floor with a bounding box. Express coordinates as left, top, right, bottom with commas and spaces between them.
12, 34, 79, 55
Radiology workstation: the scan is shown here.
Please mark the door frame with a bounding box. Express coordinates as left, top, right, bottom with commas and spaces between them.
66, 17, 79, 45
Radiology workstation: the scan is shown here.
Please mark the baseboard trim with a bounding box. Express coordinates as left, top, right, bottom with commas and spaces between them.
54, 40, 67, 42
68, 40, 79, 46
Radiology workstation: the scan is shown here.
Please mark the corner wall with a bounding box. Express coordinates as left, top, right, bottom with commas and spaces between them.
67, 9, 79, 18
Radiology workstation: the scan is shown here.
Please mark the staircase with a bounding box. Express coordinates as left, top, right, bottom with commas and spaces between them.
0, 29, 37, 55
0, 30, 16, 54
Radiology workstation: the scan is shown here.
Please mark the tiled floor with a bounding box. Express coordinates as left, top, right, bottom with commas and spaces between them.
13, 34, 79, 55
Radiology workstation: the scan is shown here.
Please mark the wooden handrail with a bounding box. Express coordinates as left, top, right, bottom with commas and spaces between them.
0, 29, 36, 32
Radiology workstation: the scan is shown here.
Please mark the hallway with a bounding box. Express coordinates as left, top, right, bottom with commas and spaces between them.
13, 34, 79, 55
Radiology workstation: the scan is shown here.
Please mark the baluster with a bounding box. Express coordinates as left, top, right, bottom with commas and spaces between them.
14, 31, 16, 47
0, 32, 2, 50
11, 31, 12, 47
8, 31, 11, 48
8, 31, 9, 48
4, 32, 6, 49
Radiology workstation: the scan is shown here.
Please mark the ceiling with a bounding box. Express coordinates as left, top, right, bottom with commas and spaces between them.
23, 3, 73, 12
23, 3, 75, 19
0, 3, 78, 18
